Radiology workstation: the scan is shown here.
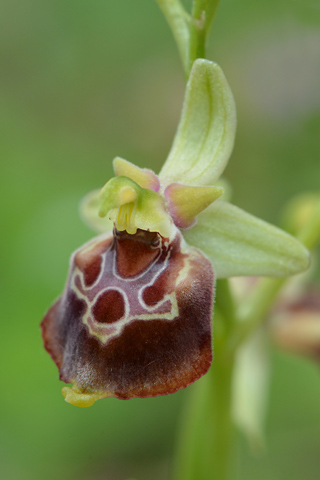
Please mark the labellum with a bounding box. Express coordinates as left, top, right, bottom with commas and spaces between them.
41, 226, 214, 406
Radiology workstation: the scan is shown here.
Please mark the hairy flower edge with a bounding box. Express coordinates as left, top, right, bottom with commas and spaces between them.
41, 227, 214, 406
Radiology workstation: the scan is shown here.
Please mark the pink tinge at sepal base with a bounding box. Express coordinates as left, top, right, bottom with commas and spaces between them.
164, 182, 224, 229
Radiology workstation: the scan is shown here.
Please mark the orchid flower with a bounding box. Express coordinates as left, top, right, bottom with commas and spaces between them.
41, 59, 309, 407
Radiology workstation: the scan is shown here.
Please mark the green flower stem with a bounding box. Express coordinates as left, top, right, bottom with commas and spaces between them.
173, 312, 235, 480
188, 8, 206, 73
215, 279, 237, 333
156, 0, 220, 78
192, 0, 221, 32
208, 345, 234, 480
172, 369, 213, 480
188, 0, 220, 73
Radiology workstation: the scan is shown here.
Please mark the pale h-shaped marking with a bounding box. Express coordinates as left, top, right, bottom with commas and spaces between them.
69, 234, 186, 345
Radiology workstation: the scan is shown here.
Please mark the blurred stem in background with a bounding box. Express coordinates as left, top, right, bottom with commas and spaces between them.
173, 307, 235, 480
156, 1, 320, 480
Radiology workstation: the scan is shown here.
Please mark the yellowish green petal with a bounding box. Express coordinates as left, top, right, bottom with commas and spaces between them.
183, 200, 310, 278
113, 157, 160, 191
159, 59, 236, 187
80, 189, 113, 233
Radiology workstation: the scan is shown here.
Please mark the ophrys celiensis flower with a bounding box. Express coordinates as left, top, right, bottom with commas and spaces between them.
41, 60, 309, 407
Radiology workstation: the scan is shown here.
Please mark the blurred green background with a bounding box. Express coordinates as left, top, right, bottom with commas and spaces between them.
1, 0, 320, 479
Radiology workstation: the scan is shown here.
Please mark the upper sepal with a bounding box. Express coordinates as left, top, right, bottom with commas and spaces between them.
159, 59, 236, 187
113, 157, 160, 191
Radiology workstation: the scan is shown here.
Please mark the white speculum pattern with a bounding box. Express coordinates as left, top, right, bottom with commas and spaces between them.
69, 232, 192, 345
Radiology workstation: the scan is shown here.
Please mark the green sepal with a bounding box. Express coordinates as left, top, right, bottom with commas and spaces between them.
159, 59, 236, 187
183, 200, 310, 278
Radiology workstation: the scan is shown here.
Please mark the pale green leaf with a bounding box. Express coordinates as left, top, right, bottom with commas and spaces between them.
183, 200, 310, 278
159, 59, 236, 187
